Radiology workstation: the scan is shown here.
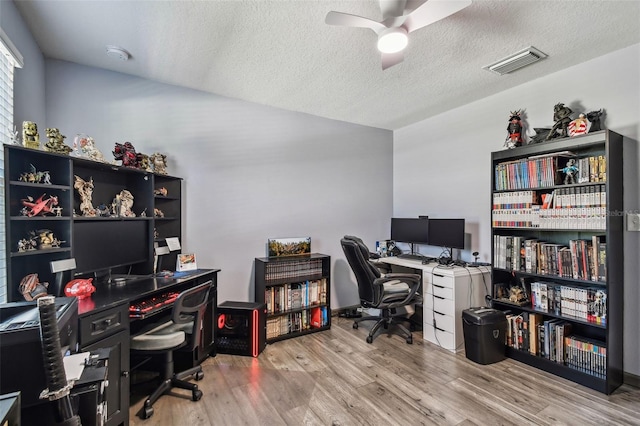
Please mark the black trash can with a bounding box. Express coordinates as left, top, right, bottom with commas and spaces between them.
462, 307, 507, 365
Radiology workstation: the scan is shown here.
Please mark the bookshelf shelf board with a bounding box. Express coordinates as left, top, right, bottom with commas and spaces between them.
263, 274, 325, 286
10, 247, 71, 257
493, 227, 605, 233
492, 268, 607, 286
73, 216, 152, 221
154, 195, 179, 201
266, 325, 331, 344
153, 217, 178, 221
266, 304, 330, 318
9, 181, 71, 191
492, 300, 607, 329
493, 181, 605, 193
505, 347, 609, 394
10, 216, 69, 221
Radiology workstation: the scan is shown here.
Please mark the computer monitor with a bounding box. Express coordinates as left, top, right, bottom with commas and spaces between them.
390, 218, 429, 244
73, 220, 151, 276
427, 218, 465, 250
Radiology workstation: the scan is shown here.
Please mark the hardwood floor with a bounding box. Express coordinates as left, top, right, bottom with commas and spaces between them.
129, 316, 640, 425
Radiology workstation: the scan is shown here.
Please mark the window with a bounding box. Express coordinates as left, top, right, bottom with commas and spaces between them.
0, 28, 23, 303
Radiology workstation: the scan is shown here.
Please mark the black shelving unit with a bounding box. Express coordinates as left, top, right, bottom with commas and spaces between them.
490, 130, 623, 394
254, 253, 331, 343
3, 145, 183, 302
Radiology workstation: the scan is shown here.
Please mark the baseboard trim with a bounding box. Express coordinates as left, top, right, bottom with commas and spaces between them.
624, 371, 640, 388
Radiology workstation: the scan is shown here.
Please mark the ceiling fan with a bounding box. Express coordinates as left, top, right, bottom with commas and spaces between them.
325, 0, 472, 70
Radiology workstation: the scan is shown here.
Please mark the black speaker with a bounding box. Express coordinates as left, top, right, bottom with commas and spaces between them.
216, 301, 266, 357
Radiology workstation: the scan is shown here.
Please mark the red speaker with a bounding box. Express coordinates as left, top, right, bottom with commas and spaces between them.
216, 301, 266, 357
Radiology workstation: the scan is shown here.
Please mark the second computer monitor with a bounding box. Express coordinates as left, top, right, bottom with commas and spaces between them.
427, 218, 465, 250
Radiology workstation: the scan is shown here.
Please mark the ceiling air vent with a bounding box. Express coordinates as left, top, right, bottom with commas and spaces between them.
484, 46, 547, 75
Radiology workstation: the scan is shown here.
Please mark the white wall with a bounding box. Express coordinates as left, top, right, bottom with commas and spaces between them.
43, 60, 393, 310
394, 43, 640, 376
0, 0, 46, 125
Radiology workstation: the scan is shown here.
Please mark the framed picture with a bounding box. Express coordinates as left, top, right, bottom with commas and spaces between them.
176, 253, 197, 271
267, 237, 311, 257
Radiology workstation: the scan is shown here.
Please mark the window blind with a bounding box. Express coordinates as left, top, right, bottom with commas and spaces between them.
0, 30, 21, 303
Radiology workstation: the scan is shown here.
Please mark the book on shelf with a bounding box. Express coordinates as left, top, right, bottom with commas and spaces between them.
565, 335, 607, 378
264, 278, 328, 315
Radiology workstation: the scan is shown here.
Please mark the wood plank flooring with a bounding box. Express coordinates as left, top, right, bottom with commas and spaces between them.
129, 316, 640, 425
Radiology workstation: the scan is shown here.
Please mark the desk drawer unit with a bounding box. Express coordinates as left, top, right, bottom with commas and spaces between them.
79, 303, 129, 347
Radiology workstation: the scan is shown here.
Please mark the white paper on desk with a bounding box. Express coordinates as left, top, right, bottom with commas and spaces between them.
165, 237, 181, 252
63, 352, 90, 381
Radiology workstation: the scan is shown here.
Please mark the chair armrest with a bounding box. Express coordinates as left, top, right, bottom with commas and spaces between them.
373, 273, 422, 308
368, 252, 381, 259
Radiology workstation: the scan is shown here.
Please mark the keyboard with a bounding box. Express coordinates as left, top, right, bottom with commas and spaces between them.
129, 291, 180, 318
397, 253, 427, 261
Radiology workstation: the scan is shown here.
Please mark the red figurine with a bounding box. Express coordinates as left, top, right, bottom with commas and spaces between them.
505, 110, 523, 148
113, 141, 140, 168
21, 194, 59, 217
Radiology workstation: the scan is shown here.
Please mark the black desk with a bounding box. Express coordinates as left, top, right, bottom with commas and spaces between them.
76, 268, 219, 426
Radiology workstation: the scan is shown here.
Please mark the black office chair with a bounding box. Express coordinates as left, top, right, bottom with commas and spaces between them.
130, 281, 212, 419
341, 236, 422, 344
343, 235, 392, 274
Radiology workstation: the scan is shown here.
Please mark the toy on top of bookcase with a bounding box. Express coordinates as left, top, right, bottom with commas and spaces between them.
150, 152, 168, 175
586, 109, 605, 132
22, 121, 40, 150
545, 103, 573, 141
568, 114, 588, 137
44, 128, 73, 155
504, 109, 524, 149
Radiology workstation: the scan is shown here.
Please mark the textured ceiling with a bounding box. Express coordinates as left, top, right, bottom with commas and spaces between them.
13, 0, 640, 130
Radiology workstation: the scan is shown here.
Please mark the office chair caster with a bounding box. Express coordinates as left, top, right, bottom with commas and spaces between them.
142, 405, 154, 419
353, 322, 358, 329
192, 389, 203, 401
195, 370, 204, 381
406, 336, 413, 344
366, 336, 373, 344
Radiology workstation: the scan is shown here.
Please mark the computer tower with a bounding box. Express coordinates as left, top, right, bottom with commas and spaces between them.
216, 301, 265, 357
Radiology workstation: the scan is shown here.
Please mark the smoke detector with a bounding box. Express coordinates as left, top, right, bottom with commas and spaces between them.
106, 45, 130, 61
484, 46, 547, 75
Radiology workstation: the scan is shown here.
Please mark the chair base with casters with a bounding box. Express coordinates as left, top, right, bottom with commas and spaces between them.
130, 281, 211, 419
353, 307, 414, 344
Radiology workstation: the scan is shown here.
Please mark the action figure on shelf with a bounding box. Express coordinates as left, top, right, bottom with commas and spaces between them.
154, 187, 168, 197
19, 164, 51, 184
154, 208, 165, 218
74, 175, 96, 216
113, 141, 141, 168
568, 113, 588, 137
22, 121, 40, 150
150, 152, 168, 175
587, 109, 605, 132
560, 158, 579, 184
44, 128, 73, 154
504, 110, 524, 148
546, 103, 573, 140
20, 194, 59, 217
112, 189, 136, 217
19, 273, 49, 301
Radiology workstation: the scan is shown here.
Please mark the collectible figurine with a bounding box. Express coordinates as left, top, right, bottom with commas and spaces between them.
112, 189, 136, 217
9, 124, 20, 145
150, 152, 168, 175
154, 187, 168, 197
560, 158, 579, 185
139, 153, 153, 172
568, 113, 588, 137
505, 110, 524, 148
30, 229, 62, 249
74, 175, 96, 217
20, 194, 59, 217
113, 141, 141, 168
44, 128, 73, 154
546, 103, 573, 140
51, 206, 63, 217
18, 164, 51, 184
154, 208, 165, 218
95, 204, 111, 217
19, 273, 49, 301
74, 135, 110, 163
22, 121, 40, 150
64, 278, 96, 299
586, 109, 604, 132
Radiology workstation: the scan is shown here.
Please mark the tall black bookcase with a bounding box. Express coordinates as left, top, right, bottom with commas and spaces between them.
254, 254, 331, 343
490, 130, 623, 394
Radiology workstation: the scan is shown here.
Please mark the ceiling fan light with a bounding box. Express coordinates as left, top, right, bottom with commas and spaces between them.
377, 28, 408, 54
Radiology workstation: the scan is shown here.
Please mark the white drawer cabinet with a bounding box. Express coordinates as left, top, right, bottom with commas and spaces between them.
421, 265, 490, 353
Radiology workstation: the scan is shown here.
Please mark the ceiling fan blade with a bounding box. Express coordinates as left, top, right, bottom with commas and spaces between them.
325, 11, 386, 32
403, 0, 472, 33
381, 51, 404, 70
379, 0, 407, 20
404, 0, 428, 14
